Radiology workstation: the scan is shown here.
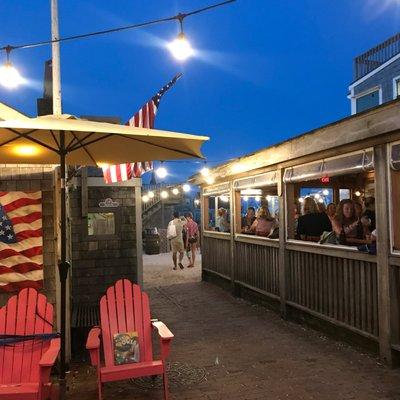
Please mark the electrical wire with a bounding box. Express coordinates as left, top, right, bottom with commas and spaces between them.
0, 0, 236, 52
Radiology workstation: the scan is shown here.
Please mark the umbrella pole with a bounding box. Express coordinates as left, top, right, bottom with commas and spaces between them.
58, 131, 70, 382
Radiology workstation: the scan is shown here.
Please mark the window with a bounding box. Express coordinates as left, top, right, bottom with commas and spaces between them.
203, 183, 231, 232
233, 171, 279, 238
355, 89, 380, 113
88, 212, 115, 236
390, 142, 400, 252
393, 76, 400, 99
284, 150, 375, 246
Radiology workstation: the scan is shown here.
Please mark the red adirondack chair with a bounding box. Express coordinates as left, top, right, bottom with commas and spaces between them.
86, 279, 174, 400
0, 288, 60, 400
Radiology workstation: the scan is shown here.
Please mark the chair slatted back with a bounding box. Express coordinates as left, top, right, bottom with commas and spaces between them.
100, 279, 153, 367
0, 288, 53, 384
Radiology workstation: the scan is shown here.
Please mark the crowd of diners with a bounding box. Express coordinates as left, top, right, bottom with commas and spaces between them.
237, 195, 376, 249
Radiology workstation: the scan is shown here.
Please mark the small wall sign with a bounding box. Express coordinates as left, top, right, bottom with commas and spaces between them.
99, 198, 119, 208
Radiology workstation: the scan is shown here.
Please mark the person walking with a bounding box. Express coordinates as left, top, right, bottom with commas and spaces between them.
185, 212, 199, 268
167, 211, 187, 270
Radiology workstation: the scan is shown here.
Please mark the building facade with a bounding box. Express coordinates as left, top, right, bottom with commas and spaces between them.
349, 33, 400, 114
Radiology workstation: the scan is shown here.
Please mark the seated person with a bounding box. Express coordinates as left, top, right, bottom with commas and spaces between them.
250, 206, 277, 237
362, 196, 376, 231
296, 197, 332, 241
331, 199, 366, 245
215, 207, 230, 232
241, 206, 256, 233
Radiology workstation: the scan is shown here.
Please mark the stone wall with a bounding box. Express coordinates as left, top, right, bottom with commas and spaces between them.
70, 185, 138, 306
0, 165, 57, 307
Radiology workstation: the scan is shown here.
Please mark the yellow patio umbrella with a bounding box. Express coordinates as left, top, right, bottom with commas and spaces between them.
0, 113, 209, 378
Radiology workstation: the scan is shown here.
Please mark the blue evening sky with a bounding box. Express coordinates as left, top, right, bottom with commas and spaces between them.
0, 0, 399, 182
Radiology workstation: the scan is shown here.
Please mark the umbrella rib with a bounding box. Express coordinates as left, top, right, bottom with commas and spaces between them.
50, 130, 60, 148
0, 129, 38, 147
69, 131, 98, 165
69, 132, 201, 159
3, 128, 60, 153
67, 132, 96, 151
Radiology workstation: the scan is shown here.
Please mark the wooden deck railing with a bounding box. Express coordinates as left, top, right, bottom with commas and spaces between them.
354, 32, 400, 81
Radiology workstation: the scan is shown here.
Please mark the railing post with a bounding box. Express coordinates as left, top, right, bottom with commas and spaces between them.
374, 144, 393, 365
278, 168, 287, 318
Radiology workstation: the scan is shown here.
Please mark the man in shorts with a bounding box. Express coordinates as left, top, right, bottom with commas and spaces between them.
169, 211, 186, 270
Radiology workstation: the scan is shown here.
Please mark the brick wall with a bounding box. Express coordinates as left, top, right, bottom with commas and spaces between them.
70, 185, 138, 306
0, 165, 57, 307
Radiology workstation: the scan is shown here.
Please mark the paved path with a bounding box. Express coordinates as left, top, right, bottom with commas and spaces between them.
68, 279, 400, 400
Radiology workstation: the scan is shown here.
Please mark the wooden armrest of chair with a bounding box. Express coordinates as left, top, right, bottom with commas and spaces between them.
86, 327, 101, 366
152, 321, 174, 360
152, 320, 174, 340
86, 326, 101, 349
39, 338, 61, 367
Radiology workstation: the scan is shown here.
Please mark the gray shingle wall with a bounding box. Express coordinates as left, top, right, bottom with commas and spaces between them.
70, 186, 137, 306
353, 57, 400, 102
0, 166, 57, 307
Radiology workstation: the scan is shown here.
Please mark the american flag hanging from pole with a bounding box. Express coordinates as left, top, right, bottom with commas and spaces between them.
0, 191, 43, 292
102, 73, 183, 184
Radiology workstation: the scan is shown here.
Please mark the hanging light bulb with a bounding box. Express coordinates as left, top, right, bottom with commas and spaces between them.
255, 196, 261, 202
201, 166, 210, 177
205, 176, 215, 185
168, 15, 194, 61
0, 47, 24, 89
156, 162, 168, 179
172, 188, 179, 195
298, 197, 305, 203
148, 191, 155, 199
243, 196, 249, 201
182, 184, 190, 192
354, 190, 361, 197
142, 195, 149, 203
314, 193, 321, 200
160, 190, 169, 199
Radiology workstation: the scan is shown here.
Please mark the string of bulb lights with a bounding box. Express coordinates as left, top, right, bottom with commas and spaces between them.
0, 0, 235, 89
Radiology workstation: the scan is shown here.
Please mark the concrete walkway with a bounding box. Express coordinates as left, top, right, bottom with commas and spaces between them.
69, 276, 400, 400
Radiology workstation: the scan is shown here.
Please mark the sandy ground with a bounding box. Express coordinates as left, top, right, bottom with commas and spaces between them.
143, 250, 202, 289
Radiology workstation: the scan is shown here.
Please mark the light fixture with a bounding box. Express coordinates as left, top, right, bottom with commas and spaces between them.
148, 191, 155, 199
194, 199, 200, 206
142, 195, 149, 203
205, 176, 215, 185
182, 184, 190, 192
318, 198, 324, 204
322, 189, 329, 196
156, 162, 168, 179
172, 188, 179, 195
354, 190, 361, 197
0, 47, 24, 89
241, 188, 262, 196
220, 195, 229, 202
160, 190, 169, 199
255, 196, 261, 202
314, 193, 321, 200
243, 196, 249, 201
201, 166, 210, 177
266, 195, 272, 201
298, 197, 305, 203
12, 144, 40, 156
168, 15, 194, 61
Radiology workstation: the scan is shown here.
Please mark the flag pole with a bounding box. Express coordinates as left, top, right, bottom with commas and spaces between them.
51, 0, 70, 388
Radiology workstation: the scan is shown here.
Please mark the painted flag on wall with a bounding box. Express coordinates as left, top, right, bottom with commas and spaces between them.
102, 73, 183, 184
0, 191, 43, 292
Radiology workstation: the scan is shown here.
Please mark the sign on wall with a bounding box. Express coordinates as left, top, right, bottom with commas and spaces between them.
0, 191, 43, 292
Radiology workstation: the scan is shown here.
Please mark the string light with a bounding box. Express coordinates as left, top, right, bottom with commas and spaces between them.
354, 190, 361, 197
255, 196, 261, 201
160, 190, 169, 199
142, 194, 149, 203
298, 197, 305, 203
205, 176, 215, 184
168, 15, 194, 61
148, 191, 155, 198
182, 184, 191, 192
243, 196, 249, 201
156, 162, 168, 179
172, 188, 179, 195
201, 166, 210, 177
322, 189, 329, 196
0, 46, 24, 89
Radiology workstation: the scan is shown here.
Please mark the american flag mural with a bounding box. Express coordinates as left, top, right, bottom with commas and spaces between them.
0, 191, 43, 292
102, 73, 182, 184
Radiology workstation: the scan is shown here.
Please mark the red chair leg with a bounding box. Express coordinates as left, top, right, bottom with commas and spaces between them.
163, 372, 169, 400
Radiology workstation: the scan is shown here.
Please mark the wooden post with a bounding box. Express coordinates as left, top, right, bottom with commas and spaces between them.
278, 169, 287, 317
374, 144, 393, 365
135, 184, 143, 287
230, 181, 236, 292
